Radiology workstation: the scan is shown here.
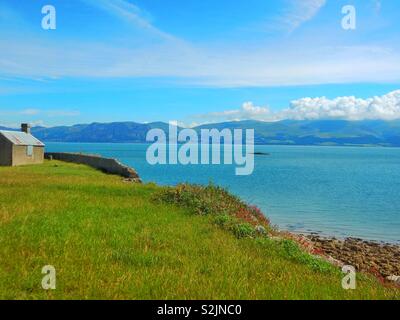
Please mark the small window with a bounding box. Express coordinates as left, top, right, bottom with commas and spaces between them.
27, 145, 33, 157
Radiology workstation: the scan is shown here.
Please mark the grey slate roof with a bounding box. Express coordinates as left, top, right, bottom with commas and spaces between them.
0, 130, 45, 146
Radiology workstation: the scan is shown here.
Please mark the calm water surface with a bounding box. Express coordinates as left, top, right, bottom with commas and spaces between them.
46, 143, 400, 243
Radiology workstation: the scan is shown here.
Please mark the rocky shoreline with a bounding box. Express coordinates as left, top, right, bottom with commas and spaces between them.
295, 235, 400, 284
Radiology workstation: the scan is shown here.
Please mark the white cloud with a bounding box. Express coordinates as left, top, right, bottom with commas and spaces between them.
373, 0, 382, 13
277, 0, 326, 32
0, 109, 80, 117
194, 102, 274, 123
0, 0, 399, 88
0, 109, 40, 116
193, 90, 400, 123
283, 90, 400, 121
29, 120, 45, 127
0, 119, 44, 128
1, 38, 399, 88
19, 108, 41, 116
81, 0, 174, 40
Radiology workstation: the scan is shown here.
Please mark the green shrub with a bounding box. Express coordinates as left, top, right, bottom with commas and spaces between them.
156, 184, 247, 217
155, 184, 270, 239
279, 240, 333, 273
214, 214, 232, 227
231, 223, 255, 239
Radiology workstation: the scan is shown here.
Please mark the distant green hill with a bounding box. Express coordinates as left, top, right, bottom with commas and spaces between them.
196, 120, 400, 146
3, 120, 400, 146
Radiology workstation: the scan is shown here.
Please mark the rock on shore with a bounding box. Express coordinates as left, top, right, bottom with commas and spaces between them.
305, 235, 400, 282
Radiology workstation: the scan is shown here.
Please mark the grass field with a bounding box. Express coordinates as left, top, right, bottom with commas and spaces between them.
0, 161, 398, 300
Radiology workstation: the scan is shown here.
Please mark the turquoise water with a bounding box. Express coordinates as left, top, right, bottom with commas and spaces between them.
46, 143, 400, 243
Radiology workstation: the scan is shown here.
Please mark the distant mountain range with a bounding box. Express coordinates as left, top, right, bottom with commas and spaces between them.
2, 120, 400, 147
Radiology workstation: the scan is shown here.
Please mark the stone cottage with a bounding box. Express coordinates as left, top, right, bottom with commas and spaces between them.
0, 124, 45, 166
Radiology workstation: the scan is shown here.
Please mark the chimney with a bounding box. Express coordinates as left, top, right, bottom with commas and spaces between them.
21, 123, 31, 134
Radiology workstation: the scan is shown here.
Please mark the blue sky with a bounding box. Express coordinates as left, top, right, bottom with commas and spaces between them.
0, 0, 400, 127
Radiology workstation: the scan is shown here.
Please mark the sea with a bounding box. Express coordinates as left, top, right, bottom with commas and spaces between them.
46, 143, 400, 243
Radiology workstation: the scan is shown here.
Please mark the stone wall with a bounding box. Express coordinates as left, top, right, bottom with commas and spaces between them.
45, 152, 141, 182
0, 135, 12, 166
13, 145, 44, 166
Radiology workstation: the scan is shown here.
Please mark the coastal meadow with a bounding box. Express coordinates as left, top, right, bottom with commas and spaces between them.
0, 161, 398, 299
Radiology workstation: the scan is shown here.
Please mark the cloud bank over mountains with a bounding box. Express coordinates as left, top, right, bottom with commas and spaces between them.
194, 90, 400, 123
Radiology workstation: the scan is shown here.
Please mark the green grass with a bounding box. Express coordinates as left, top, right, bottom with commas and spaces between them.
0, 161, 398, 300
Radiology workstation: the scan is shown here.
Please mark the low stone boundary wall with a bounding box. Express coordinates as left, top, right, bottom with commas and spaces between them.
45, 152, 141, 182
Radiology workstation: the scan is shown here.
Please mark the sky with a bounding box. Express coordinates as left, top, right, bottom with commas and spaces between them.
0, 0, 400, 127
